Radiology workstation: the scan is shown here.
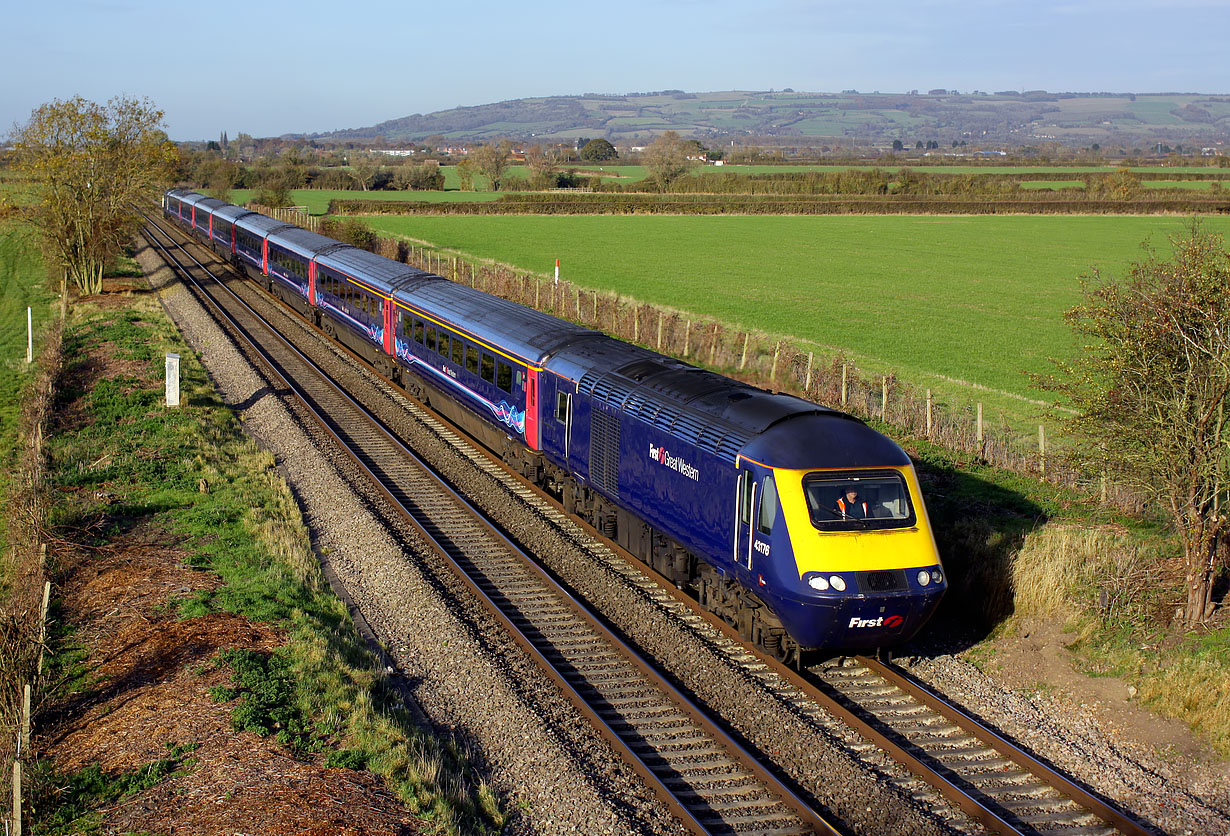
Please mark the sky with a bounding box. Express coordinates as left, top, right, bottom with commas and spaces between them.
4, 0, 1229, 141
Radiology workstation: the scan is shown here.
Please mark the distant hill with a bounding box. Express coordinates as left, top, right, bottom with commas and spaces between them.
310, 90, 1230, 149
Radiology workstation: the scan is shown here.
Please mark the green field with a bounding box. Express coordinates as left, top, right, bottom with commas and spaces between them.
358, 214, 1230, 425
229, 188, 501, 215
0, 223, 53, 537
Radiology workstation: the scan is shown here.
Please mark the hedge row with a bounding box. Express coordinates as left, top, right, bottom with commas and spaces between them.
332, 194, 1230, 216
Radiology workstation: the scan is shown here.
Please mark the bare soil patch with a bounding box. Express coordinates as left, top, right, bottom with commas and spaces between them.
40, 523, 424, 835
984, 616, 1230, 783
34, 315, 425, 834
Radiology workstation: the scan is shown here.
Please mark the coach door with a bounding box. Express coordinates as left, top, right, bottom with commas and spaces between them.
734, 463, 756, 572
553, 383, 574, 460
525, 368, 540, 450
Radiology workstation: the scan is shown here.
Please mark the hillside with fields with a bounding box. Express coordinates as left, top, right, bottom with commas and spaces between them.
312, 89, 1230, 149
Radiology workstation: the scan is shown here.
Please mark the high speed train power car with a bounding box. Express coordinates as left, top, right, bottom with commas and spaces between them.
165, 189, 946, 661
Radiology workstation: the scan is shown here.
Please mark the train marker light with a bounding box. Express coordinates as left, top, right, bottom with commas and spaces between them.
829, 575, 847, 592
807, 574, 830, 591
931, 569, 944, 585
917, 569, 931, 587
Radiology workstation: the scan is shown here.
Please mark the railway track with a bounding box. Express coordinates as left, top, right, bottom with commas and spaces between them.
140, 216, 837, 836
144, 213, 1160, 836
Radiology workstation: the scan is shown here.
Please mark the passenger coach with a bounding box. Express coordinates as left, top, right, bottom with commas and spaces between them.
163, 190, 946, 658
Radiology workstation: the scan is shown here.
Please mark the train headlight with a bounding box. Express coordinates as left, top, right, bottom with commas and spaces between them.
917, 569, 931, 587
931, 569, 944, 585
807, 574, 830, 592
829, 575, 847, 592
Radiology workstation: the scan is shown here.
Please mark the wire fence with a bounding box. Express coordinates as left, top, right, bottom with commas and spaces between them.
253, 204, 1144, 515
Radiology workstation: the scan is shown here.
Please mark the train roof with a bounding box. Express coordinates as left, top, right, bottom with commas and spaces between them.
267, 226, 343, 259
546, 336, 878, 465
213, 204, 258, 223
394, 279, 597, 365
315, 247, 425, 294
232, 211, 289, 236
178, 191, 213, 208
195, 197, 228, 215
740, 412, 910, 470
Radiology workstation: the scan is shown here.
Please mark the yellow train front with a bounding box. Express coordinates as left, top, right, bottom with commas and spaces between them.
729, 411, 945, 653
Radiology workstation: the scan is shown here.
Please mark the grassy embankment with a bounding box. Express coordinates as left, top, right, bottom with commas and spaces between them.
0, 224, 502, 833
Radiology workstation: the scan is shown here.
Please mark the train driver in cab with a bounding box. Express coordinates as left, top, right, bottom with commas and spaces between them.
834, 485, 872, 519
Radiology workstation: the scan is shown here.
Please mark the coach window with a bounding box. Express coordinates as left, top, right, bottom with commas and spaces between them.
497, 361, 512, 393
757, 475, 777, 535
425, 326, 437, 353
740, 471, 753, 526
481, 352, 495, 383
556, 392, 568, 423
413, 318, 424, 344
451, 335, 464, 365
465, 344, 479, 375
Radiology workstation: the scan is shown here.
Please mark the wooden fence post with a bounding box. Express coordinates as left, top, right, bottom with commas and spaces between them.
770, 342, 781, 383
881, 376, 888, 420
926, 389, 933, 438
709, 325, 719, 365
21, 684, 30, 756
977, 403, 984, 452
803, 352, 813, 391
683, 320, 691, 357
739, 333, 750, 370
633, 309, 639, 343
13, 760, 21, 836
656, 311, 663, 350
840, 364, 848, 407
1038, 425, 1046, 475
37, 581, 50, 677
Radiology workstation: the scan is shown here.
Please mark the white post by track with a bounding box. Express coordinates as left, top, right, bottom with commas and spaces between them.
26, 307, 33, 364
165, 353, 181, 408
554, 258, 559, 285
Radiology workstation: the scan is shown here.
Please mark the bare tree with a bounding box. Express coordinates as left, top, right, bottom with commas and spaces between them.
525, 144, 564, 189
348, 153, 381, 191
469, 141, 512, 191
10, 95, 177, 298
1050, 223, 1230, 627
643, 131, 694, 191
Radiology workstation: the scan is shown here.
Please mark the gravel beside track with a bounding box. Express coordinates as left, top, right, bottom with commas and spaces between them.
139, 242, 684, 836
898, 653, 1230, 836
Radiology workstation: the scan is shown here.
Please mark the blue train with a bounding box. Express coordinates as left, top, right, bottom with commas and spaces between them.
164, 189, 946, 659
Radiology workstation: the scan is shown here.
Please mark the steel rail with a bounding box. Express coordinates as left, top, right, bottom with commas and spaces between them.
140, 216, 839, 836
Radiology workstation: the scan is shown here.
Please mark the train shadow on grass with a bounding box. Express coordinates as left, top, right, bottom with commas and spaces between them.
900, 452, 1049, 658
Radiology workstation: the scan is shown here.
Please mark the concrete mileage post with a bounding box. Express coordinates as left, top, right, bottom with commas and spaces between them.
165, 353, 181, 408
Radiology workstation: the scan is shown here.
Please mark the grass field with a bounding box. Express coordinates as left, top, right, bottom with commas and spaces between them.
358, 213, 1230, 425
0, 223, 52, 544
229, 188, 500, 215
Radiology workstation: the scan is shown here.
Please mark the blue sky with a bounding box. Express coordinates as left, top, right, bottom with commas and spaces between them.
5, 0, 1229, 141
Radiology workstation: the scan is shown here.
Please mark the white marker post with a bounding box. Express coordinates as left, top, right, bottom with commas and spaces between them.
554, 258, 559, 285
165, 353, 181, 408
26, 307, 33, 364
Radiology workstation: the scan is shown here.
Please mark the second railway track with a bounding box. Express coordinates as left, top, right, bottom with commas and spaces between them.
142, 211, 1163, 836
